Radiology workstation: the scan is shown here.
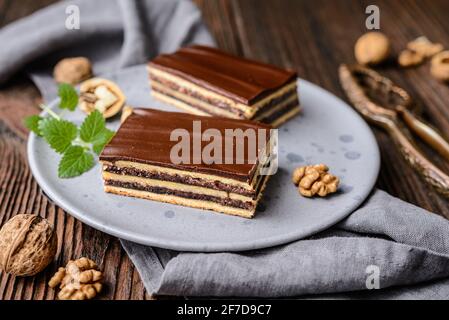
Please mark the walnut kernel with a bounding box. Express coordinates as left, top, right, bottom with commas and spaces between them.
53, 57, 92, 85
292, 164, 339, 198
398, 49, 425, 68
0, 214, 57, 276
48, 257, 103, 300
407, 37, 444, 58
355, 32, 391, 66
430, 51, 449, 82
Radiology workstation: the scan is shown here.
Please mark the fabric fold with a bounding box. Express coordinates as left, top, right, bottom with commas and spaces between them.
122, 190, 449, 299
0, 0, 214, 100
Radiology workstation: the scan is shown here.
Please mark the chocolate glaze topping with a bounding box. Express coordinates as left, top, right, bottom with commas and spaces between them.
100, 108, 272, 182
148, 45, 297, 105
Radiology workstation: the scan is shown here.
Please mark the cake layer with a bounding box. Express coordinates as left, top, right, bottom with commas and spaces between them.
267, 105, 301, 128
103, 172, 271, 218
257, 101, 301, 127
103, 164, 257, 196
151, 88, 300, 128
102, 160, 265, 192
150, 76, 299, 121
148, 45, 297, 105
252, 93, 299, 120
151, 83, 240, 119
149, 66, 298, 118
104, 185, 255, 218
100, 108, 273, 183
105, 180, 254, 210
102, 171, 256, 203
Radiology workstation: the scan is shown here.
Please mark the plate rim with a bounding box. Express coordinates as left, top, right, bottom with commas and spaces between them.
27, 66, 380, 252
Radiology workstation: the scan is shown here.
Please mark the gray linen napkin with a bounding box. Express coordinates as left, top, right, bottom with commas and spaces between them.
122, 190, 449, 299
0, 0, 214, 100
2, 0, 449, 299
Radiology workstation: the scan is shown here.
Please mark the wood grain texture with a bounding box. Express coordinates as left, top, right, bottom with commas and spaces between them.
1, 0, 449, 300
0, 0, 150, 300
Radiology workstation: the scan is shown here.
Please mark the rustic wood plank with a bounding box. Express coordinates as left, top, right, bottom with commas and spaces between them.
198, 0, 449, 217
0, 0, 150, 300
1, 0, 449, 300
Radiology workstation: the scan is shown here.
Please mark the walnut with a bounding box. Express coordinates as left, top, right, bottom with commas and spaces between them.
48, 257, 103, 300
354, 32, 391, 66
79, 78, 126, 119
53, 57, 93, 85
407, 37, 444, 58
0, 214, 57, 276
120, 105, 134, 123
292, 164, 339, 197
398, 49, 425, 68
430, 51, 449, 82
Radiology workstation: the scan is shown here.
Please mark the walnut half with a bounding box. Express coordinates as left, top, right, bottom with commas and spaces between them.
292, 164, 340, 197
79, 78, 126, 119
407, 36, 444, 58
48, 257, 103, 300
431, 51, 449, 82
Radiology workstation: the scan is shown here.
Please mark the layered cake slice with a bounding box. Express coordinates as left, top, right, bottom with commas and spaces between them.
99, 108, 276, 218
148, 45, 300, 127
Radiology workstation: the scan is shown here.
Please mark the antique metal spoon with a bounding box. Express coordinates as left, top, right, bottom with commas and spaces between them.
339, 64, 449, 197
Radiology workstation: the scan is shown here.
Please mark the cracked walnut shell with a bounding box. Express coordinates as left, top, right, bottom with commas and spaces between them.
53, 57, 92, 85
431, 51, 449, 82
48, 257, 103, 300
354, 32, 391, 66
292, 164, 339, 197
79, 78, 126, 119
0, 214, 57, 276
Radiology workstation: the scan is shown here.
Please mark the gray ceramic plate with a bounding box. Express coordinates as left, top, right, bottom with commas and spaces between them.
28, 65, 379, 252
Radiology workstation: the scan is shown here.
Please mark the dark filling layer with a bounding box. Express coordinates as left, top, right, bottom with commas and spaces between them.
150, 74, 297, 118
251, 93, 298, 119
105, 180, 254, 210
259, 101, 300, 125
104, 165, 256, 198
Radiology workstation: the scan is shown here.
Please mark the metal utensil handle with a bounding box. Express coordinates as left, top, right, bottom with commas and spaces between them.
386, 120, 449, 197
397, 106, 449, 162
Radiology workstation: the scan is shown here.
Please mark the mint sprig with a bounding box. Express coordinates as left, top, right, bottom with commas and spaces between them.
24, 84, 115, 178
24, 115, 43, 136
38, 118, 78, 153
58, 83, 79, 111
58, 146, 95, 178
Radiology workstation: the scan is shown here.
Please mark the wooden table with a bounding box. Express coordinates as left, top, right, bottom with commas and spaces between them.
1, 0, 449, 300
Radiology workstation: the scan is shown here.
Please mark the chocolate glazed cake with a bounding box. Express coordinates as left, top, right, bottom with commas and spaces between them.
147, 45, 300, 127
100, 108, 275, 218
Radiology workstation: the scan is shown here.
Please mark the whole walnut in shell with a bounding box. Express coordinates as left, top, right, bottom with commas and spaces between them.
0, 214, 57, 276
54, 57, 93, 85
355, 32, 391, 66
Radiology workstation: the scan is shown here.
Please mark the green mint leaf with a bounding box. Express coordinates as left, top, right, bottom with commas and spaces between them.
58, 83, 79, 111
39, 118, 78, 154
79, 110, 105, 142
24, 115, 43, 136
58, 146, 95, 178
92, 128, 115, 155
